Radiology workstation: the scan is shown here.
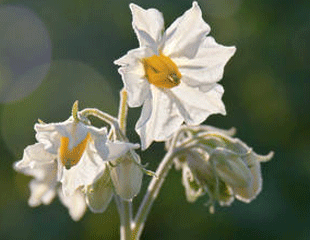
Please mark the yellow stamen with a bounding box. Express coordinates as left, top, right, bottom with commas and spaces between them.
59, 133, 91, 170
143, 53, 182, 89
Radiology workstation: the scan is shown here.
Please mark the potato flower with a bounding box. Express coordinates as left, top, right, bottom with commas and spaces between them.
14, 143, 87, 221
115, 2, 236, 149
14, 117, 138, 218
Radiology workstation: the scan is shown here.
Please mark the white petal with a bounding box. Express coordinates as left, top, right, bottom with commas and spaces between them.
35, 124, 61, 154
106, 141, 139, 160
61, 148, 105, 196
170, 83, 226, 125
163, 2, 210, 58
85, 165, 114, 213
88, 125, 139, 161
28, 180, 57, 207
109, 151, 143, 200
35, 118, 90, 152
130, 3, 164, 50
114, 48, 152, 107
175, 37, 235, 86
58, 188, 87, 221
14, 143, 55, 180
136, 86, 183, 150
87, 126, 109, 160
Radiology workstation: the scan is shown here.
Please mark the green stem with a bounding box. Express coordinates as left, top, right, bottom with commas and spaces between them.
79, 108, 118, 126
120, 200, 133, 240
117, 89, 132, 240
79, 108, 126, 140
131, 150, 176, 239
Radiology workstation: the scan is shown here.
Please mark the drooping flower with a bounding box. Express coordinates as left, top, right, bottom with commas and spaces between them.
170, 126, 273, 212
34, 117, 136, 196
14, 117, 138, 218
115, 2, 236, 149
14, 143, 87, 221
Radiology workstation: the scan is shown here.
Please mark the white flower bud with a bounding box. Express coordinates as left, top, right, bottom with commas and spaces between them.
109, 150, 143, 200
210, 148, 253, 188
172, 125, 273, 210
85, 164, 114, 213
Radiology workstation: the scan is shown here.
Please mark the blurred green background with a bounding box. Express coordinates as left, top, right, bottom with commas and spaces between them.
0, 0, 309, 239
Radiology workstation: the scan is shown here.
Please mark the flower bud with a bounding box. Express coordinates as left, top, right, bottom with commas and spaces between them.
172, 125, 273, 210
210, 148, 253, 188
85, 164, 114, 213
109, 150, 143, 200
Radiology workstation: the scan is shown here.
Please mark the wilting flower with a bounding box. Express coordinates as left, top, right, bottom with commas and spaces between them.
14, 117, 138, 219
171, 126, 273, 211
115, 2, 236, 149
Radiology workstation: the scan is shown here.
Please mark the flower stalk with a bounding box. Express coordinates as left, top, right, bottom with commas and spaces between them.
118, 89, 128, 134
120, 200, 133, 240
131, 149, 175, 239
116, 89, 134, 240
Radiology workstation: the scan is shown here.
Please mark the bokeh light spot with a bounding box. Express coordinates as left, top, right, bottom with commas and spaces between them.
0, 5, 51, 103
1, 60, 117, 157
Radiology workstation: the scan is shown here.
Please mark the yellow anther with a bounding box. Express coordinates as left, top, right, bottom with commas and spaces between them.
143, 53, 182, 88
59, 133, 91, 169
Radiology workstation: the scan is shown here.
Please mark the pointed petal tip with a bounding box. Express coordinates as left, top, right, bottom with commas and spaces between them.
129, 3, 139, 10
192, 1, 199, 8
229, 46, 237, 56
129, 3, 145, 15
13, 161, 20, 171
192, 1, 202, 14
221, 107, 227, 116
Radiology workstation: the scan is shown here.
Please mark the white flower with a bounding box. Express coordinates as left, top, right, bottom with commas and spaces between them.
115, 2, 236, 149
171, 126, 273, 211
14, 117, 138, 218
14, 143, 87, 221
34, 117, 136, 196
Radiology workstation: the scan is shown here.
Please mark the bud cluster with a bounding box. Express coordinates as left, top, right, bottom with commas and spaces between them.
169, 125, 273, 212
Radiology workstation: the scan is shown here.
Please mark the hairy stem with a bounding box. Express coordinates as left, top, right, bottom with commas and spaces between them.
80, 108, 118, 127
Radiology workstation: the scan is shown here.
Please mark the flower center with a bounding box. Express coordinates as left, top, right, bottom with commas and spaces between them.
143, 53, 182, 88
59, 133, 91, 170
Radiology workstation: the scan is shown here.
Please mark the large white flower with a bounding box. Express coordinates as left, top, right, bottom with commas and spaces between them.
14, 143, 87, 221
115, 2, 236, 149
